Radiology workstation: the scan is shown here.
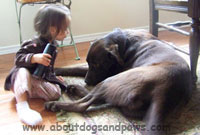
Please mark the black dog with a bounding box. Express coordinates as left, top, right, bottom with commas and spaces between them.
45, 29, 192, 135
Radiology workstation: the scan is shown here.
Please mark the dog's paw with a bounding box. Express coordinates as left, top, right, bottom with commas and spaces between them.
66, 84, 89, 100
44, 101, 60, 112
65, 84, 80, 94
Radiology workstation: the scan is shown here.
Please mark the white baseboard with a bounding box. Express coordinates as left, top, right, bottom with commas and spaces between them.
0, 31, 112, 55
0, 45, 20, 55
0, 26, 149, 55
62, 31, 110, 45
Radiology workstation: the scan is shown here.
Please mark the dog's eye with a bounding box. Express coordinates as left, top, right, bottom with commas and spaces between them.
95, 63, 100, 68
107, 52, 114, 59
91, 63, 100, 68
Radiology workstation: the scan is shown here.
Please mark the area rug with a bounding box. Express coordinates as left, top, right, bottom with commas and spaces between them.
56, 45, 200, 135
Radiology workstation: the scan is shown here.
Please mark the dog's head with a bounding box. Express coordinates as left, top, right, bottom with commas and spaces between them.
85, 29, 130, 85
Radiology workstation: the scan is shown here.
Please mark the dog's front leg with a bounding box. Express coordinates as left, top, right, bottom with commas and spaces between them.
45, 101, 87, 112
55, 67, 88, 77
66, 85, 90, 100
45, 94, 95, 112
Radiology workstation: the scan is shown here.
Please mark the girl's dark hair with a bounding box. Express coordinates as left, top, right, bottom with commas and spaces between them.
34, 4, 71, 41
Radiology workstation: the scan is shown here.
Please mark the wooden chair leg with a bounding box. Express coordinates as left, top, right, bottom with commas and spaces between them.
189, 18, 200, 83
149, 0, 159, 36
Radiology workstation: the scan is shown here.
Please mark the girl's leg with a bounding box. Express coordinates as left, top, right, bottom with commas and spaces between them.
13, 68, 42, 125
29, 77, 61, 101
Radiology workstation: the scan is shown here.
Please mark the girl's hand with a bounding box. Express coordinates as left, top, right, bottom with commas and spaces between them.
56, 76, 64, 82
31, 53, 52, 66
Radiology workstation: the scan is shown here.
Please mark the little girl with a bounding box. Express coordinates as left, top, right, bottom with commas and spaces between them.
4, 4, 71, 125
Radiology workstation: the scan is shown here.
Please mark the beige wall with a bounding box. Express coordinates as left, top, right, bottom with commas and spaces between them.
0, 0, 189, 48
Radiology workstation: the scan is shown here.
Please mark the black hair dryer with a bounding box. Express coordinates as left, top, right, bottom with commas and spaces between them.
33, 43, 56, 78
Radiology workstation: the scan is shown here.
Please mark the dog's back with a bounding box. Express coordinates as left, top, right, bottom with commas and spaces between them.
117, 29, 189, 68
86, 29, 193, 134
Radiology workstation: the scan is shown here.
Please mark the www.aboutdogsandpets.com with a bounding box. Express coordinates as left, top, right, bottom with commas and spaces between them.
22, 122, 170, 134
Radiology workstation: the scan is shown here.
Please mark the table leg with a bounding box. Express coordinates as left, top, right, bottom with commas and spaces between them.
189, 18, 200, 83
149, 0, 159, 36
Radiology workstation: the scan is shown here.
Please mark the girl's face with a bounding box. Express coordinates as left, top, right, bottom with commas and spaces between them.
50, 18, 70, 41
55, 27, 69, 41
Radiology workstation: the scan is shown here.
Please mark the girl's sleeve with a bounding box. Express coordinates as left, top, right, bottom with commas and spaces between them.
15, 40, 38, 68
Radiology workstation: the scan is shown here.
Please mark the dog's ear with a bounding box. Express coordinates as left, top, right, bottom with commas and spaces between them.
106, 44, 124, 66
109, 29, 131, 57
90, 39, 99, 46
112, 30, 128, 46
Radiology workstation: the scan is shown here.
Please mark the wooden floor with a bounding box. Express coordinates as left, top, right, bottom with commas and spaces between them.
0, 29, 189, 135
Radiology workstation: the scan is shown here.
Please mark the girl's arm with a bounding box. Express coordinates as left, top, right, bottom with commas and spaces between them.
15, 41, 37, 68
31, 53, 51, 66
15, 41, 51, 68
